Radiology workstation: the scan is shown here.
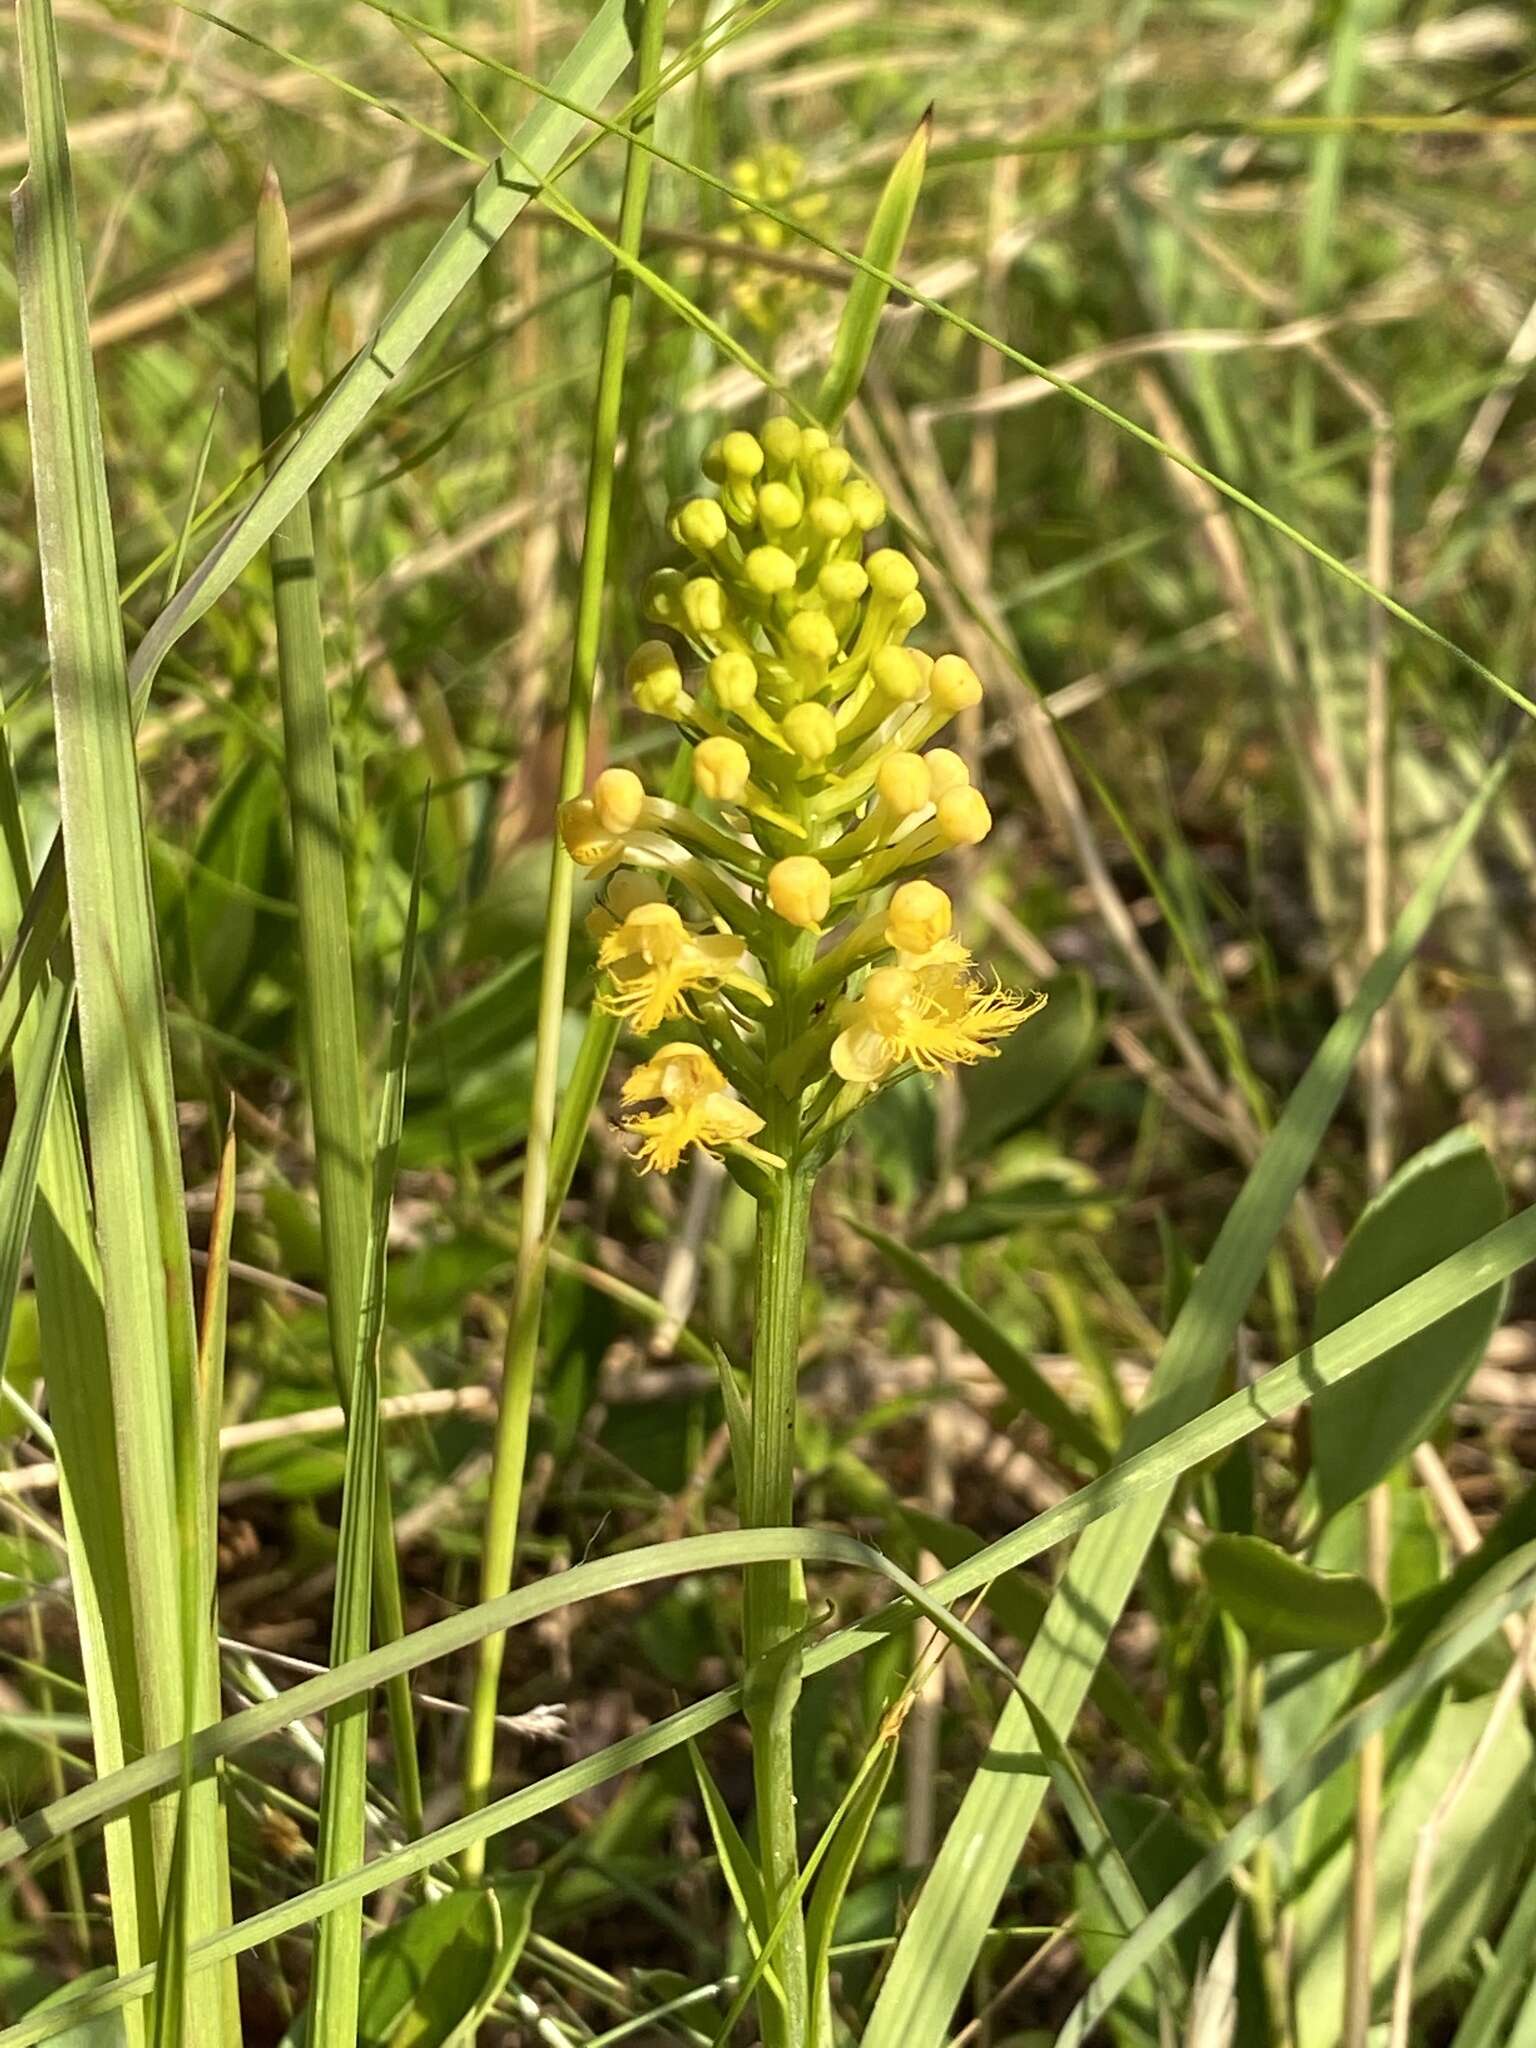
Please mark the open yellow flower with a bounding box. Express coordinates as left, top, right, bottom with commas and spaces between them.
830, 961, 1043, 1085
620, 1044, 766, 1173
597, 901, 765, 1034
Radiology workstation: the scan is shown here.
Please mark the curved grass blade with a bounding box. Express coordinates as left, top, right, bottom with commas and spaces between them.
461, 0, 672, 1869
852, 1220, 1110, 1468
12, 1, 235, 2032
0, 740, 151, 2045
20, 1519, 1535, 2047
6, 1196, 1536, 1895
814, 106, 930, 428
860, 749, 1516, 2048
1052, 1555, 1536, 2047
309, 805, 427, 2046
255, 162, 422, 1835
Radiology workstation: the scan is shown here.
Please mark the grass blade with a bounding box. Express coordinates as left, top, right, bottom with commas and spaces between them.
7, 1196, 1536, 1892
852, 1219, 1110, 1467
12, 1, 235, 2033
1449, 1853, 1536, 2048
309, 807, 427, 2044
255, 160, 422, 1835
0, 737, 153, 2045
22, 1518, 1534, 2048
861, 748, 1517, 2048
461, 0, 671, 1868
127, 0, 637, 697
0, 975, 69, 1366
1053, 1559, 1536, 2047
814, 107, 930, 429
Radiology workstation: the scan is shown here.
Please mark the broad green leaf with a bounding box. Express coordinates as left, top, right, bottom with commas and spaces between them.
814, 109, 930, 428
355, 1888, 511, 2048
1290, 1692, 1533, 2048
957, 970, 1097, 1161
1199, 1533, 1386, 1656
852, 1218, 1109, 1468
1053, 1554, 1536, 2047
1311, 1126, 1506, 1516
172, 756, 285, 1027
861, 752, 1513, 2048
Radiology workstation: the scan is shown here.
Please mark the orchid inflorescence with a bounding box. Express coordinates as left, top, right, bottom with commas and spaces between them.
560, 420, 1044, 1177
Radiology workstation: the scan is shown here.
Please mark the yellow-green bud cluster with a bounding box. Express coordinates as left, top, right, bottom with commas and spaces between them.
563, 424, 1039, 1174
714, 144, 829, 336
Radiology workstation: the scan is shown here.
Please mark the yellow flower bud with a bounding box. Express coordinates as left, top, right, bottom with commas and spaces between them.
768, 855, 832, 929
783, 702, 838, 764
628, 640, 684, 714
761, 416, 802, 466
743, 545, 797, 596
844, 479, 886, 531
894, 590, 928, 634
886, 879, 952, 955
786, 610, 840, 664
937, 786, 993, 846
808, 446, 852, 490
681, 578, 727, 637
871, 646, 925, 702
930, 653, 983, 712
642, 568, 685, 624
692, 735, 752, 803
559, 797, 617, 867
675, 497, 728, 553
924, 747, 970, 797
799, 426, 831, 459
757, 480, 801, 532
818, 560, 869, 605
594, 767, 646, 834
719, 430, 765, 478
876, 751, 933, 816
867, 549, 920, 601
607, 871, 665, 919
709, 651, 759, 709
700, 438, 728, 482
807, 495, 853, 540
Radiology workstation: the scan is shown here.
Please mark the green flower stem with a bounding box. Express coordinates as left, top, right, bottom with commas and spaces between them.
459, 0, 669, 1874
743, 1128, 815, 2048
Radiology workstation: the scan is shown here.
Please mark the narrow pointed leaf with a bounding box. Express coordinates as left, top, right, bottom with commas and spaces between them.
815, 109, 930, 427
